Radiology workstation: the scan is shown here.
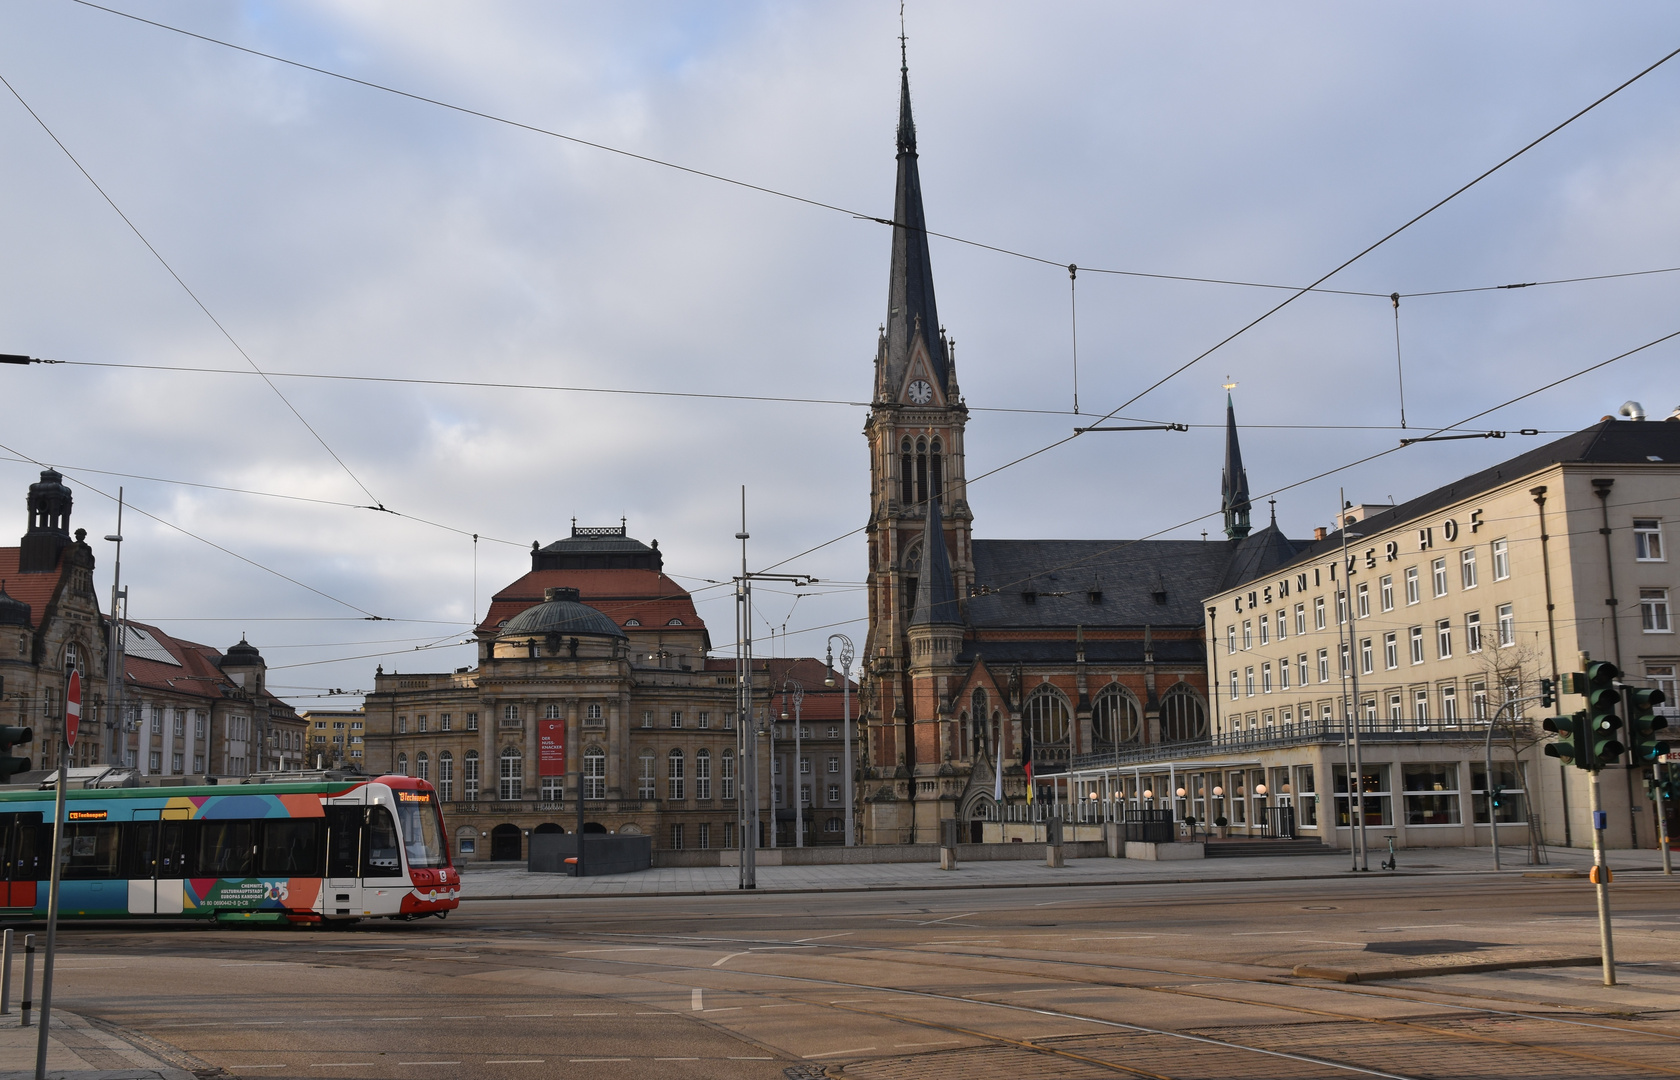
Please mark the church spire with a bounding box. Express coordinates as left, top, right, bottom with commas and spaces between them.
883, 41, 947, 399
911, 497, 961, 626
1221, 392, 1252, 540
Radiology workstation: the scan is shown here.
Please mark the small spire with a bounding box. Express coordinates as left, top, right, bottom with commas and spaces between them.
1221, 386, 1252, 540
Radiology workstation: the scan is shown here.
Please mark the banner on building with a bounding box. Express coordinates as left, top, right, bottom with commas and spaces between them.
538, 720, 566, 776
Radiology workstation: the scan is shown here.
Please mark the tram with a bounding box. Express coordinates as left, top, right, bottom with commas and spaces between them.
0, 774, 459, 923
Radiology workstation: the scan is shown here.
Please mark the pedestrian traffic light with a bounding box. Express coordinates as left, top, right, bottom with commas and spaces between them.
1626, 688, 1670, 765
0, 724, 32, 782
1585, 660, 1624, 769
1543, 712, 1590, 769
1539, 678, 1556, 709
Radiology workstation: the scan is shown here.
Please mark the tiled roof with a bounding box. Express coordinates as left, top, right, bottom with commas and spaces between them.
0, 546, 66, 629
968, 539, 1236, 629
478, 569, 704, 635
121, 621, 295, 716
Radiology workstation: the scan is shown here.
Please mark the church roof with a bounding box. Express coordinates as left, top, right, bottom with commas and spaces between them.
910, 497, 961, 626
1218, 522, 1309, 591
0, 548, 66, 629
882, 55, 949, 397
967, 539, 1234, 629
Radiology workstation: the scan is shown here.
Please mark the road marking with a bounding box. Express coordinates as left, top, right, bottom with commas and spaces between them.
729, 1056, 774, 1060
807, 1046, 877, 1058
572, 1012, 618, 1016
570, 1058, 631, 1062
692, 988, 703, 1010
485, 1060, 545, 1065
1069, 935, 1156, 941
894, 1040, 960, 1047
567, 947, 663, 954
917, 912, 977, 926
309, 1064, 375, 1068
702, 1007, 742, 1013
1008, 988, 1070, 995
793, 932, 854, 943
398, 1063, 462, 1066
227, 1067, 287, 1071
655, 1057, 701, 1061
1232, 931, 1316, 936
1304, 940, 1369, 946
366, 1016, 420, 1021
712, 952, 749, 967
506, 1013, 554, 1017
439, 1015, 484, 1020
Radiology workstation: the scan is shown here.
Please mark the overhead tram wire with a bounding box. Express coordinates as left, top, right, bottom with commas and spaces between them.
0, 71, 385, 512
68, 3, 1680, 308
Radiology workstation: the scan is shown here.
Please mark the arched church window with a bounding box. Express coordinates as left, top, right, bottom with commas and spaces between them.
902, 542, 922, 617
899, 438, 913, 504
970, 689, 989, 756
1092, 685, 1142, 746
1023, 686, 1071, 747
930, 438, 943, 502
1160, 684, 1209, 743
915, 437, 928, 504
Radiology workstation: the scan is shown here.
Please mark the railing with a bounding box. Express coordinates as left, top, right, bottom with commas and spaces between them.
1122, 809, 1175, 844
1070, 717, 1536, 771
1259, 805, 1297, 839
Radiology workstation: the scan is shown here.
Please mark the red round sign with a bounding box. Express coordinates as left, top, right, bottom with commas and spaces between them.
66, 669, 81, 748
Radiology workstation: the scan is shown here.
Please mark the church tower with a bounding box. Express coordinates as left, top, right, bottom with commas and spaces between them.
861, 46, 972, 837
1221, 393, 1252, 540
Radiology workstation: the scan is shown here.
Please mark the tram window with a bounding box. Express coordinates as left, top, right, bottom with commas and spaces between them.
363, 807, 402, 877
260, 820, 324, 877
198, 821, 255, 878
394, 793, 447, 870
5, 814, 46, 881
62, 823, 122, 880
121, 821, 159, 879
158, 822, 190, 878
325, 807, 362, 878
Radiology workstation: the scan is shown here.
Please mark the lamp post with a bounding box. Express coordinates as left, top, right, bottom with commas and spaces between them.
1256, 783, 1268, 836
103, 492, 125, 769
781, 679, 804, 848
824, 635, 856, 846
1337, 494, 1369, 871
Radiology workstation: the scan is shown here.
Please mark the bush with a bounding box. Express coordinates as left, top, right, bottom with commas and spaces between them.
1213, 815, 1228, 828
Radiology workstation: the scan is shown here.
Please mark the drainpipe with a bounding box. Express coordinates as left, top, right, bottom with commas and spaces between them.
1592, 479, 1640, 849
1207, 608, 1222, 738
1532, 486, 1567, 850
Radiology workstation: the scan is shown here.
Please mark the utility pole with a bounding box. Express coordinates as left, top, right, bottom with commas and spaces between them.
1337, 492, 1368, 871
103, 492, 125, 767
783, 680, 805, 847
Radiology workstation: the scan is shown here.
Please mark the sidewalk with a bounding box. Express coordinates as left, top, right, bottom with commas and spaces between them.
0, 1008, 195, 1080
459, 843, 1677, 899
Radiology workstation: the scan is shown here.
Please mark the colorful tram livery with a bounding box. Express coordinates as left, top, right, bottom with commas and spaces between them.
0, 776, 459, 923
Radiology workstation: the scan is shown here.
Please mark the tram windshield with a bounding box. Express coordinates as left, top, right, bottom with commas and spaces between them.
394, 791, 449, 869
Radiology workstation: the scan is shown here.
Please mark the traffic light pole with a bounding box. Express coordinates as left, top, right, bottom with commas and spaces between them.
1659, 759, 1673, 877
1588, 771, 1615, 987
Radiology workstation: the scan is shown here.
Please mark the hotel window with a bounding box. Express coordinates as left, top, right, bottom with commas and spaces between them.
148, 751, 161, 771
1388, 693, 1403, 722
1276, 610, 1287, 641
503, 703, 519, 723
1333, 763, 1392, 828
1258, 617, 1269, 646
1460, 548, 1477, 589
1384, 631, 1398, 670
1314, 597, 1326, 630
1243, 621, 1253, 649
1298, 653, 1310, 685
1641, 589, 1672, 633
1492, 538, 1510, 580
1336, 591, 1349, 625
1409, 626, 1424, 665
799, 755, 812, 775
800, 785, 813, 807
1466, 611, 1482, 653
642, 712, 653, 729
193, 754, 204, 773
1405, 566, 1420, 605
1497, 604, 1515, 647
1635, 518, 1665, 561
1441, 684, 1459, 722
1295, 603, 1307, 636
438, 752, 453, 802
721, 749, 736, 800
1432, 557, 1448, 598
1227, 625, 1237, 654
827, 726, 838, 738
417, 715, 428, 732
397, 716, 406, 734
670, 825, 683, 851
1229, 670, 1239, 700
1436, 619, 1452, 659
1245, 667, 1255, 696
1356, 583, 1370, 619
1317, 649, 1329, 683
499, 748, 522, 801
172, 712, 185, 738
195, 714, 205, 738
1360, 638, 1373, 675
1262, 663, 1273, 693
1413, 688, 1430, 721
1380, 574, 1394, 612
1279, 660, 1290, 690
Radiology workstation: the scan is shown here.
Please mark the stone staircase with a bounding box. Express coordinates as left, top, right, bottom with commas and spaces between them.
1203, 838, 1339, 858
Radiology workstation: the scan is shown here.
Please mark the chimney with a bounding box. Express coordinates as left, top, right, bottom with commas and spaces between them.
1314, 527, 1328, 541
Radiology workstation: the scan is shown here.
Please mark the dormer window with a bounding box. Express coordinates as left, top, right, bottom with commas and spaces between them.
1087, 591, 1103, 604
1022, 591, 1037, 604
1152, 589, 1168, 605
667, 618, 684, 626
625, 618, 641, 626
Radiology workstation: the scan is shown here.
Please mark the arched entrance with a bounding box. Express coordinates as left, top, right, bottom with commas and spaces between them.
490, 824, 523, 861
534, 823, 564, 835
582, 822, 608, 834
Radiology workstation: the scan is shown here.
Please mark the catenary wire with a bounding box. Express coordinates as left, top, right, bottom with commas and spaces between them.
64, 2, 1680, 305
0, 68, 384, 511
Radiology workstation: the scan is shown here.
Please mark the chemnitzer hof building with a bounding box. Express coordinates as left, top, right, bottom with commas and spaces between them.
858, 58, 1306, 844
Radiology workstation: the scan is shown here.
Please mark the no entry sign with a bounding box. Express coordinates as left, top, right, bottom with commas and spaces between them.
66, 669, 81, 748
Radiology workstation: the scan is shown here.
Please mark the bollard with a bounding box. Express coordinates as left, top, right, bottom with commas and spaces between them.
20, 933, 35, 1028
1, 927, 11, 1015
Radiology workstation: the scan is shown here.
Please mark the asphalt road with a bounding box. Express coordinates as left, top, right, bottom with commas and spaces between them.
27, 871, 1680, 1079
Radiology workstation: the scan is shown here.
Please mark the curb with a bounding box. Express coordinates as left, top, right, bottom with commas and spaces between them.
1292, 955, 1598, 983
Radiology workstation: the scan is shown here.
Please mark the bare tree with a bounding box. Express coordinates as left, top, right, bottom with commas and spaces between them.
1472, 640, 1548, 864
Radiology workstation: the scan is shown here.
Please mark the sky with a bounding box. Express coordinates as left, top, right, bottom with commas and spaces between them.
3, 1, 1679, 709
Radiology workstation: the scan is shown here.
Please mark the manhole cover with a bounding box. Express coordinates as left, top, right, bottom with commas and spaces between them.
1364, 938, 1496, 956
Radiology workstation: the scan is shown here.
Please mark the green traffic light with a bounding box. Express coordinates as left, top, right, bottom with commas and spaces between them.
1543, 712, 1588, 769
0, 723, 33, 782
1627, 687, 1670, 765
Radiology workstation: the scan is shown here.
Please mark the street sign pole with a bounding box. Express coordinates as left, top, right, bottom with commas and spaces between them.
1589, 771, 1615, 987
34, 669, 78, 1079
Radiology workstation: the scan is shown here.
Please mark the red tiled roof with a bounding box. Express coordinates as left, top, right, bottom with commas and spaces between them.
122, 621, 293, 714
0, 546, 67, 630
477, 569, 705, 635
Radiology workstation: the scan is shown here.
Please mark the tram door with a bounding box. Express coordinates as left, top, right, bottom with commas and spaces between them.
1, 812, 46, 910
325, 803, 364, 917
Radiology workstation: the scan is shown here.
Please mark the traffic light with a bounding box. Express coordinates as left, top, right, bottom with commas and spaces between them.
1543, 712, 1590, 769
0, 725, 32, 782
1539, 678, 1556, 709
1585, 661, 1624, 769
1626, 688, 1670, 765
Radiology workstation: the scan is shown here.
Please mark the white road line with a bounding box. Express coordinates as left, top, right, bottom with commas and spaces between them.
793, 932, 854, 943
567, 947, 663, 954
569, 1058, 630, 1062
655, 1057, 701, 1061
226, 1067, 287, 1071
916, 912, 977, 926
806, 1046, 878, 1058
702, 1007, 742, 1013
729, 1056, 774, 1060
1007, 988, 1070, 995
439, 1015, 484, 1020
1069, 935, 1156, 941
692, 988, 703, 1011
894, 1040, 960, 1047
572, 1012, 617, 1016
309, 1064, 375, 1068
485, 1060, 545, 1065
398, 1063, 462, 1066
1232, 931, 1317, 936
506, 1013, 554, 1017
712, 952, 749, 967
1374, 924, 1464, 930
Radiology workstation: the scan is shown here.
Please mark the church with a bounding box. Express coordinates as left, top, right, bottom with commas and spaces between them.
858, 56, 1306, 845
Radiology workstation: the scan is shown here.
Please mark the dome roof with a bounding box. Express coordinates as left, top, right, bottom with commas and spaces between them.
498, 587, 625, 639
0, 581, 30, 628
219, 636, 264, 667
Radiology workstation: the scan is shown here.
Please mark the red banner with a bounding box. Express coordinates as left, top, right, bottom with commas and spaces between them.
538, 720, 566, 776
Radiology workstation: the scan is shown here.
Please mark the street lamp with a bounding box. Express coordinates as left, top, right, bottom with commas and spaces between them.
781, 679, 804, 848
824, 634, 855, 847
1337, 492, 1370, 872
